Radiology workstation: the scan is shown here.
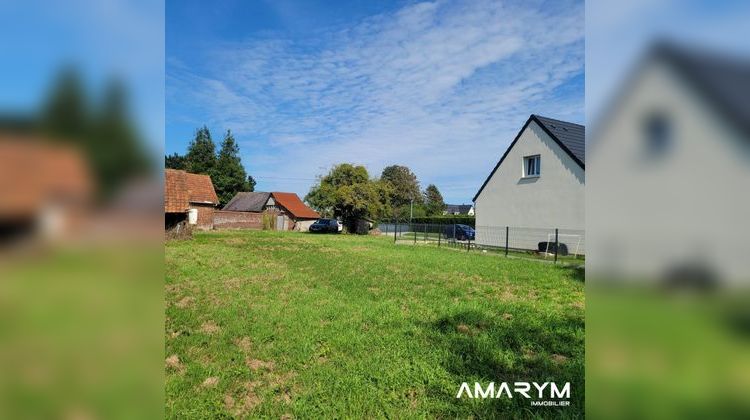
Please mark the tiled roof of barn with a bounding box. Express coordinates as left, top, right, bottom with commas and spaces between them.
271, 192, 320, 219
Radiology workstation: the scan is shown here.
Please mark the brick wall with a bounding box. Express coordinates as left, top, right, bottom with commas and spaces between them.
213, 210, 263, 230
190, 203, 215, 230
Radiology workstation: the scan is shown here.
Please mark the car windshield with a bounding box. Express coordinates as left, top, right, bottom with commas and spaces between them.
315, 219, 330, 224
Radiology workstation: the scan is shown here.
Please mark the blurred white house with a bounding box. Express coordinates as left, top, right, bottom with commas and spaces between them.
588, 43, 750, 286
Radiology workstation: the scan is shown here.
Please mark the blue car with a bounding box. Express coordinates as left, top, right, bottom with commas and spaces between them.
443, 224, 475, 241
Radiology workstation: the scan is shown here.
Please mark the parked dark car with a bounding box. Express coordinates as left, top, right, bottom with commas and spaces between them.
443, 224, 475, 241
309, 218, 340, 233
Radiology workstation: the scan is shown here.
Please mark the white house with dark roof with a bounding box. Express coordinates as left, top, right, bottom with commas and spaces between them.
473, 114, 585, 250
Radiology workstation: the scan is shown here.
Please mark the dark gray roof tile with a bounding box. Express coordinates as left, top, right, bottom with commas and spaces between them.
223, 192, 270, 212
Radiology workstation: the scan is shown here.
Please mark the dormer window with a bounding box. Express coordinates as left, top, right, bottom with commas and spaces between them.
524, 155, 540, 177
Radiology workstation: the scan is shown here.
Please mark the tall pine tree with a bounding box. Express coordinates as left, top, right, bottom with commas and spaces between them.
90, 79, 151, 198
165, 152, 186, 169
39, 70, 151, 199
185, 126, 216, 175
213, 130, 249, 206
423, 184, 446, 216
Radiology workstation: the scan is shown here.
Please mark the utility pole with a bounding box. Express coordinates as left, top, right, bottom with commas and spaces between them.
409, 198, 414, 224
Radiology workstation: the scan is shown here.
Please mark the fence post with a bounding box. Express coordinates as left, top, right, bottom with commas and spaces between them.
453, 224, 456, 248
393, 218, 397, 243
505, 226, 509, 257
438, 226, 441, 247
414, 225, 417, 244
554, 228, 559, 264
424, 223, 427, 242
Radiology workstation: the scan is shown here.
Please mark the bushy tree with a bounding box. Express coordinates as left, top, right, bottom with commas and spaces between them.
89, 79, 151, 197
423, 184, 446, 216
40, 70, 151, 199
306, 163, 391, 232
185, 126, 216, 175
213, 130, 250, 206
380, 165, 422, 208
170, 126, 257, 205
40, 67, 88, 141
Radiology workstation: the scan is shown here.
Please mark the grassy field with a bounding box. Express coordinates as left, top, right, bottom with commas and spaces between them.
165, 230, 584, 418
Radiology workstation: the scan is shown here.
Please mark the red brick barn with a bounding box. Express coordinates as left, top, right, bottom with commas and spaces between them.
164, 169, 219, 231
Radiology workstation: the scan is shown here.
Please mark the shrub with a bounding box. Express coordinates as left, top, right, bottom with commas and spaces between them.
262, 212, 275, 230
404, 216, 475, 227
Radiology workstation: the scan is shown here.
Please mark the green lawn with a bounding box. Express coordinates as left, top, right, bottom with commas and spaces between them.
165, 230, 584, 418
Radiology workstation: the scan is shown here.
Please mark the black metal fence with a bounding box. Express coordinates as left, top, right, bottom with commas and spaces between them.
378, 221, 585, 265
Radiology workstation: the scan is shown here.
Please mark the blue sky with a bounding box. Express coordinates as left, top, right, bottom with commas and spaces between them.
1, 0, 164, 156
167, 0, 584, 203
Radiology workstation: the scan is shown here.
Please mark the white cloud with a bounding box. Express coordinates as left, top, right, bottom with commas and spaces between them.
167, 0, 584, 201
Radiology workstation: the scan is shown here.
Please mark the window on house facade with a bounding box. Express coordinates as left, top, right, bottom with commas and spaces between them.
524, 155, 540, 177
643, 112, 671, 158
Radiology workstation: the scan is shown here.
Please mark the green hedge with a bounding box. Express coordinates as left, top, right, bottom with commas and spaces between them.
395, 216, 475, 227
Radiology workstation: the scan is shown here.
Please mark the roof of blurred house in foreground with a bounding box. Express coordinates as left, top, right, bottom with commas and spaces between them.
652, 42, 750, 136
164, 169, 219, 213
0, 135, 93, 217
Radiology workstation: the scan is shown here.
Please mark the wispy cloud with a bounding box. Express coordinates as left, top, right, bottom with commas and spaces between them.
167, 0, 584, 202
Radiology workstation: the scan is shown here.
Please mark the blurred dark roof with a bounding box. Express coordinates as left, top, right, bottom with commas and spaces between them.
533, 115, 585, 164
653, 42, 750, 136
445, 204, 473, 214
223, 192, 270, 212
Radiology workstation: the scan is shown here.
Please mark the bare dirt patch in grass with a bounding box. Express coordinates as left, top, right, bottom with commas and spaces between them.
225, 381, 262, 417
165, 354, 183, 372
175, 296, 195, 308
201, 377, 219, 388
200, 321, 221, 335
235, 336, 252, 352
551, 354, 569, 365
246, 357, 275, 371
456, 324, 471, 335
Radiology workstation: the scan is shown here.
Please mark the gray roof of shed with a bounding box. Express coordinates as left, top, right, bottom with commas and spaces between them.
223, 192, 270, 212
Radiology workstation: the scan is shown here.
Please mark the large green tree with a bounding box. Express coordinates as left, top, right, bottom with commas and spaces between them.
213, 130, 250, 206
165, 153, 186, 169
306, 163, 391, 232
39, 67, 88, 141
89, 79, 151, 197
380, 165, 422, 208
423, 184, 446, 216
39, 70, 151, 199
185, 126, 216, 175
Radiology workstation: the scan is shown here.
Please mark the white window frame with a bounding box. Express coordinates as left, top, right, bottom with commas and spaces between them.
523, 155, 541, 177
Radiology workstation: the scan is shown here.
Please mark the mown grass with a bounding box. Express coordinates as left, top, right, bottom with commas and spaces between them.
165, 230, 584, 418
